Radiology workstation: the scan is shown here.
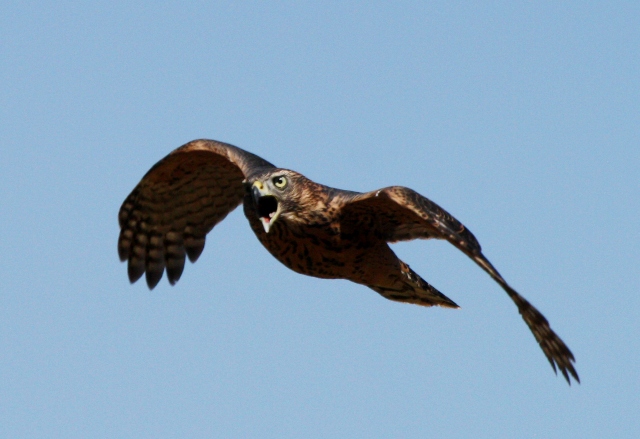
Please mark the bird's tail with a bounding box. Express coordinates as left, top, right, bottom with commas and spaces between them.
369, 261, 459, 309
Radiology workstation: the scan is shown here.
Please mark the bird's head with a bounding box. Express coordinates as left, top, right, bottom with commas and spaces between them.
244, 169, 312, 233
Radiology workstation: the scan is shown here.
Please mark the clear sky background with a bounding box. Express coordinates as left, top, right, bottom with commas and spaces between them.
1, 2, 638, 438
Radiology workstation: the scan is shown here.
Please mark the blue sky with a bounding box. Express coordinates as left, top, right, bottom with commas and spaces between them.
1, 2, 638, 438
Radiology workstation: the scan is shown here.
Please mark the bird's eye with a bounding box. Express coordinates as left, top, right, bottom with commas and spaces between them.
272, 176, 287, 189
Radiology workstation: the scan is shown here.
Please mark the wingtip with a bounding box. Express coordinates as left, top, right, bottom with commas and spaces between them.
566, 365, 580, 385
550, 358, 580, 386
127, 263, 145, 284
145, 270, 163, 290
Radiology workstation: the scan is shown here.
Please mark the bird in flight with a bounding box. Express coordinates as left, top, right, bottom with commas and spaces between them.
118, 139, 579, 384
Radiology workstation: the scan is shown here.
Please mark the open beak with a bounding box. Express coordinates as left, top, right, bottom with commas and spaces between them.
252, 181, 281, 233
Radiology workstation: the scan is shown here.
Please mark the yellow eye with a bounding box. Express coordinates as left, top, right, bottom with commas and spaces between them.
272, 176, 287, 189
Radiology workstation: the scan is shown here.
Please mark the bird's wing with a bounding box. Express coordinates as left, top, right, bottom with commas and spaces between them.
118, 139, 275, 289
340, 186, 579, 384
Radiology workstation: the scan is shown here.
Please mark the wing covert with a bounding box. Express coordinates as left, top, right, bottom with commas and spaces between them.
118, 139, 275, 288
341, 186, 480, 251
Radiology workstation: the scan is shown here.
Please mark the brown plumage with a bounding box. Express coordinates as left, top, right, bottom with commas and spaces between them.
118, 139, 579, 384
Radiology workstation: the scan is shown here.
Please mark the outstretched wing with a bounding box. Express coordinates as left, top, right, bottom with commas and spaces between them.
118, 139, 275, 289
341, 186, 579, 384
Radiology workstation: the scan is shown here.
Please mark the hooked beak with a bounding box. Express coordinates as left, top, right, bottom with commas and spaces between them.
252, 181, 281, 233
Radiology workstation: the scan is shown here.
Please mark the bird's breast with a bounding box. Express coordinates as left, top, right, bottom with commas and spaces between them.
243, 201, 362, 280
